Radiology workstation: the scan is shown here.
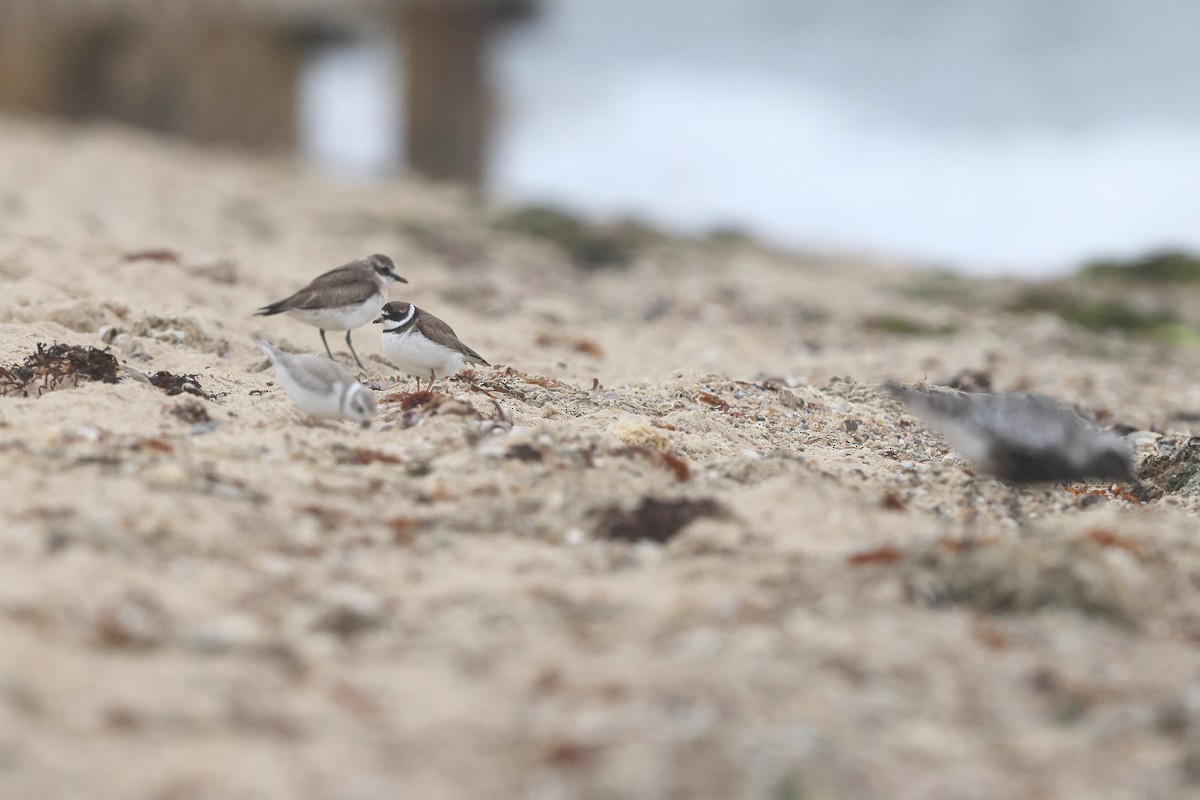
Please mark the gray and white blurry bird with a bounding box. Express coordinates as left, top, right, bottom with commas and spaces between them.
373, 301, 489, 391
255, 253, 407, 371
889, 383, 1134, 484
255, 338, 377, 427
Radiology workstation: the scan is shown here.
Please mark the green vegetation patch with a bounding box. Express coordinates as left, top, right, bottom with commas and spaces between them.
493, 205, 661, 269
1008, 291, 1187, 341
1080, 250, 1200, 285
864, 314, 957, 337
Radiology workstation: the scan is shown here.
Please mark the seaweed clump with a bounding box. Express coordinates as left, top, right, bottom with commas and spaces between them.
149, 370, 208, 398
1137, 438, 1200, 497
0, 343, 120, 396
595, 496, 728, 543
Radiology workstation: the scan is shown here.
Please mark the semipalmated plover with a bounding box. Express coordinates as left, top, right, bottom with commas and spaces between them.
255, 254, 407, 371
890, 383, 1133, 483
373, 301, 488, 390
255, 338, 377, 427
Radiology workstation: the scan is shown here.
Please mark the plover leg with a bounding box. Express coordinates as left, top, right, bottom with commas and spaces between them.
344, 330, 366, 372
318, 329, 336, 361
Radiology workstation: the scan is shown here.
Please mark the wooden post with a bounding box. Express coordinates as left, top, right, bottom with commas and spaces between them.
401, 3, 493, 188
0, 0, 536, 177
0, 2, 86, 115
0, 2, 302, 152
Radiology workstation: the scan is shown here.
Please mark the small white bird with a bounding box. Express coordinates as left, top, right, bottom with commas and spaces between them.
255, 338, 377, 427
373, 301, 489, 391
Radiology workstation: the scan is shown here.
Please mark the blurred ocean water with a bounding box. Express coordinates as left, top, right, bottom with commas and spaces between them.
303, 0, 1200, 275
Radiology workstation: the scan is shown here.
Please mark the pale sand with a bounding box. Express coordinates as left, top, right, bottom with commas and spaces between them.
4, 116, 1200, 799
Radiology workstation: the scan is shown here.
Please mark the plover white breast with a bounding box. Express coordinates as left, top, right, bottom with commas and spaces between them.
373, 301, 488, 390
255, 253, 407, 371
889, 383, 1134, 483
255, 338, 377, 427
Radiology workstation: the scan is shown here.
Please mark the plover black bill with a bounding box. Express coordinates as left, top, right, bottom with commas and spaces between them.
889, 383, 1134, 484
255, 338, 377, 427
372, 301, 489, 391
255, 253, 407, 371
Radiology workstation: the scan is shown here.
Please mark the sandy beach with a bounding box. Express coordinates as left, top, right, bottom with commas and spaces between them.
4, 115, 1200, 799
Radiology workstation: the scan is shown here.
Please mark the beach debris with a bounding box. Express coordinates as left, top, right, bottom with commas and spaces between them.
847, 544, 905, 565
697, 390, 730, 412
505, 443, 543, 462
331, 444, 404, 466
165, 400, 211, 425
0, 342, 120, 396
610, 445, 691, 482
889, 383, 1134, 484
1136, 437, 1200, 498
595, 496, 728, 543
123, 247, 181, 263
149, 370, 209, 398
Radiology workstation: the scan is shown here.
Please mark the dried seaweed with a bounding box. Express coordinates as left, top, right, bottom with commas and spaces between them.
847, 545, 905, 566
505, 366, 571, 390
332, 445, 404, 466
697, 391, 730, 412
1136, 438, 1200, 497
462, 377, 527, 400
166, 401, 211, 425
506, 443, 543, 462
610, 445, 691, 482
149, 370, 208, 398
595, 497, 728, 543
0, 343, 120, 396
379, 390, 435, 409
123, 247, 181, 263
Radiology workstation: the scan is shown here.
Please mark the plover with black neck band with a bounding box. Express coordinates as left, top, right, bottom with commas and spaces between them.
373, 301, 489, 391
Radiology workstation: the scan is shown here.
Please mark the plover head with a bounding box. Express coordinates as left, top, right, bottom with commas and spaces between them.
364, 253, 407, 285
1073, 432, 1135, 482
373, 301, 416, 328
345, 384, 379, 428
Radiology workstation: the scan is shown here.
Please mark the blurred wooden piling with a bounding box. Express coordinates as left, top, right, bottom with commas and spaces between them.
0, 0, 534, 187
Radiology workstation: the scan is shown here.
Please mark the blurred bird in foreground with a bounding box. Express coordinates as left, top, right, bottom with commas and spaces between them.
889, 383, 1134, 484
256, 338, 377, 427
